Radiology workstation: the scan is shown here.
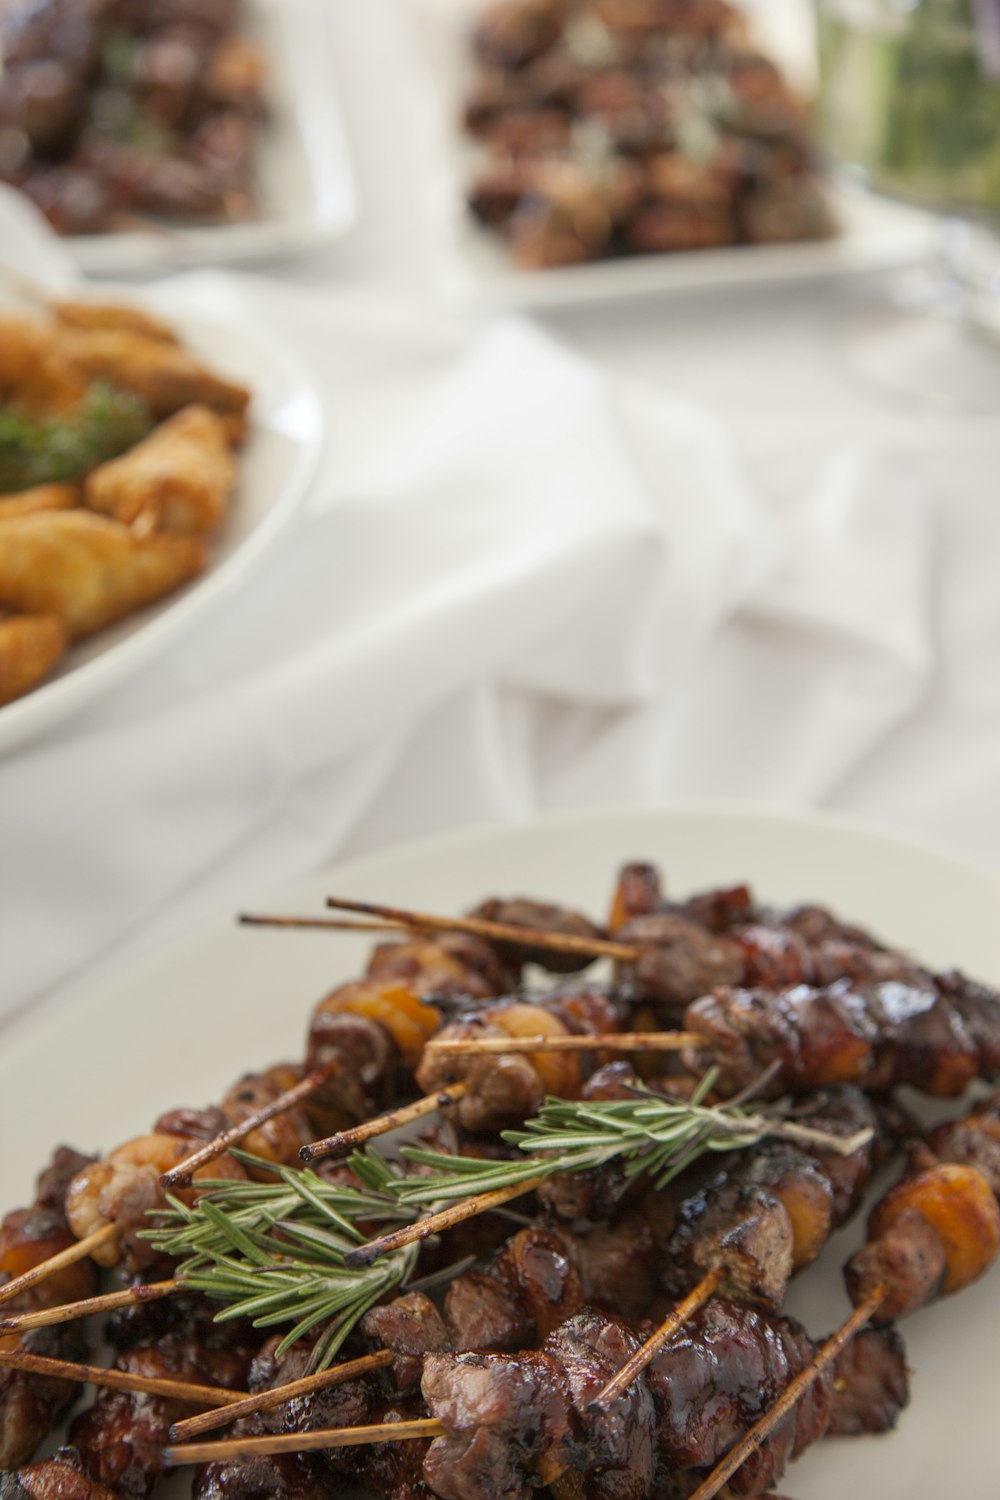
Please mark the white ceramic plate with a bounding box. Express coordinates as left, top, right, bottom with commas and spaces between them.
407, 0, 938, 310
65, 0, 355, 276
0, 283, 324, 756
2, 803, 998, 1497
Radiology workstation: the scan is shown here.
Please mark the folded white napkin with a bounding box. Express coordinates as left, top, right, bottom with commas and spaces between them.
0, 194, 932, 1016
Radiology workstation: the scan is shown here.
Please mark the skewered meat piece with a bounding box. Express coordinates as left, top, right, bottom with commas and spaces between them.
68, 1304, 258, 1499
921, 1091, 1000, 1193
444, 1227, 583, 1352
421, 1297, 891, 1500
643, 1299, 832, 1496
0, 1147, 99, 1471
615, 909, 918, 1017
193, 1449, 330, 1500
223, 1330, 435, 1499
306, 933, 508, 1124
1, 1446, 120, 1500
825, 1327, 909, 1438
608, 861, 908, 1010
661, 1086, 882, 1314
846, 1094, 1000, 1323
467, 897, 606, 973
415, 986, 624, 1134
363, 1294, 453, 1395
65, 1128, 245, 1271
683, 972, 1000, 1099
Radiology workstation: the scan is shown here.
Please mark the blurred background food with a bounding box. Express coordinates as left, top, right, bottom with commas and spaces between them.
817, 0, 1000, 224
461, 0, 836, 268
0, 296, 248, 706
0, 0, 267, 236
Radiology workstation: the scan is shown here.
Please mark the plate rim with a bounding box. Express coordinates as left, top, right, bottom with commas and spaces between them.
6, 798, 997, 1039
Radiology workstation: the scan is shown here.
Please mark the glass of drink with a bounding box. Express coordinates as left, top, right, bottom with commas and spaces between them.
815, 0, 1000, 406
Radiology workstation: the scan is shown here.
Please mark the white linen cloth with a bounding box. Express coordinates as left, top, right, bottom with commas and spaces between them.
0, 182, 936, 1016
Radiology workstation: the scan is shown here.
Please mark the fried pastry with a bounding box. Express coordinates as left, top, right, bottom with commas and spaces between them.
85, 405, 236, 535
52, 300, 180, 345
0, 613, 68, 704
0, 317, 88, 418
0, 484, 80, 521
0, 510, 207, 638
62, 329, 250, 429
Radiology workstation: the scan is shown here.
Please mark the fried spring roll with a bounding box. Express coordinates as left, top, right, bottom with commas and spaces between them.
85, 406, 236, 536
0, 485, 80, 521
0, 614, 67, 705
0, 318, 88, 418
0, 511, 207, 638
62, 329, 250, 428
51, 300, 180, 345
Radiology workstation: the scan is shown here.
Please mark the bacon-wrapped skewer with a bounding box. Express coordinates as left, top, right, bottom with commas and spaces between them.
845, 1091, 1000, 1323
166, 1298, 905, 1500
681, 969, 1000, 1101
609, 860, 943, 1013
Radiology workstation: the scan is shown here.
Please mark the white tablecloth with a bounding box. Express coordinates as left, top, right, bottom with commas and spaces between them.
2, 0, 998, 1019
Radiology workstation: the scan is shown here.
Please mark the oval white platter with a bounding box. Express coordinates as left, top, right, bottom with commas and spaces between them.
0, 280, 324, 757
2, 803, 998, 1498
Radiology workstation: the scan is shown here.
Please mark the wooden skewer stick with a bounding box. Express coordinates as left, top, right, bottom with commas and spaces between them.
686, 1286, 887, 1500
344, 1178, 547, 1268
325, 896, 639, 963
0, 1278, 179, 1335
162, 1058, 341, 1188
3, 1062, 341, 1300
165, 1416, 446, 1465
169, 1349, 395, 1442
0, 1349, 249, 1406
300, 1083, 470, 1164
0, 1222, 120, 1308
240, 914, 411, 935
423, 1032, 702, 1057
592, 1269, 722, 1409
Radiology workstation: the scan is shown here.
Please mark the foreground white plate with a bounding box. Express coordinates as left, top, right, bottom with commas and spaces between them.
0, 282, 323, 756
66, 0, 355, 276
407, 0, 937, 310
2, 804, 998, 1497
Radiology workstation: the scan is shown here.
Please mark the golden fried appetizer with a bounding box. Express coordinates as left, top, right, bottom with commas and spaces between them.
85, 405, 235, 536
0, 511, 207, 638
0, 484, 79, 521
51, 299, 180, 345
61, 329, 250, 429
0, 613, 67, 705
0, 316, 88, 417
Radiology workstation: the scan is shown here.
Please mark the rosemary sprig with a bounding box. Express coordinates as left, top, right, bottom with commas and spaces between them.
147, 1155, 417, 1371
389, 1072, 869, 1204
145, 1082, 870, 1368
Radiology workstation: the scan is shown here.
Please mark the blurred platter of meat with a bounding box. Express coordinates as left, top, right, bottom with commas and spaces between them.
406, 0, 936, 307
0, 0, 355, 274
0, 275, 322, 755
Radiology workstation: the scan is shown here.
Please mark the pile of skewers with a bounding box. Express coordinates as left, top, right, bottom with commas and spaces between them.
2, 857, 1000, 1500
